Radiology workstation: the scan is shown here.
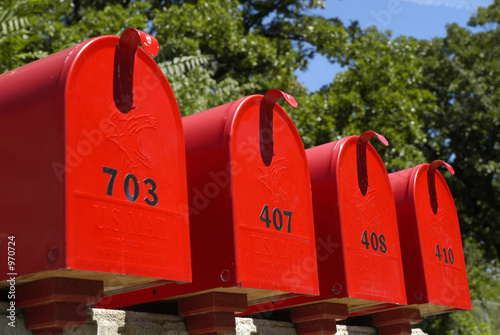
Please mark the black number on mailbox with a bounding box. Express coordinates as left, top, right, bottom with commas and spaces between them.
273, 208, 283, 231
379, 234, 387, 253
435, 244, 454, 264
370, 232, 379, 251
361, 230, 370, 249
435, 244, 442, 260
124, 173, 139, 202
361, 230, 387, 254
103, 167, 118, 195
103, 166, 157, 206
260, 205, 292, 233
144, 178, 159, 206
284, 210, 292, 233
260, 205, 271, 228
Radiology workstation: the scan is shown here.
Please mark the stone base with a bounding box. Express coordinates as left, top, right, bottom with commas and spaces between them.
1, 302, 428, 335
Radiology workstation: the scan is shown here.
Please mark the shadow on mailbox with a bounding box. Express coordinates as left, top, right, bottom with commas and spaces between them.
0, 28, 191, 293
389, 160, 471, 316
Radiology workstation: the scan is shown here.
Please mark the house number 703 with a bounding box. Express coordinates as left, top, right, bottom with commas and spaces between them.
103, 166, 158, 206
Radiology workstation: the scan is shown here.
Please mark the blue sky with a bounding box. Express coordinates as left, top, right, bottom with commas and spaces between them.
296, 0, 495, 92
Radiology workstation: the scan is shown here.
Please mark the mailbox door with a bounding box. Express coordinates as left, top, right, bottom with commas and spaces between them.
228, 96, 318, 295
64, 36, 191, 282
335, 136, 406, 304
412, 166, 470, 309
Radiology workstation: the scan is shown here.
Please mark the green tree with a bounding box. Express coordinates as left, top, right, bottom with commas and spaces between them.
297, 1, 500, 332
10, 0, 347, 115
290, 27, 437, 171
1, 1, 499, 333
419, 8, 500, 262
151, 0, 348, 113
0, 0, 48, 73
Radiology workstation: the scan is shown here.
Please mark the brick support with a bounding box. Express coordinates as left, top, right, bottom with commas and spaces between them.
372, 308, 421, 335
17, 278, 103, 333
178, 292, 248, 334
291, 303, 349, 335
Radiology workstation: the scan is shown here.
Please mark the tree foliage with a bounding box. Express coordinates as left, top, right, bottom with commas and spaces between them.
0, 0, 49, 72
1, 0, 499, 333
422, 12, 500, 262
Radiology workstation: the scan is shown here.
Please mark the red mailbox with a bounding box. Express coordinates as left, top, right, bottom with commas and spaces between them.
100, 90, 319, 334
239, 132, 407, 332
0, 29, 191, 292
308, 131, 406, 308
389, 161, 471, 315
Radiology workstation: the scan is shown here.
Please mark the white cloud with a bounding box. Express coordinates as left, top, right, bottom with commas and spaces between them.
399, 0, 492, 10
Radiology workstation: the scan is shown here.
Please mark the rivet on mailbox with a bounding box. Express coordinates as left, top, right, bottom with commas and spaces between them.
101, 89, 319, 335
389, 160, 471, 315
0, 28, 191, 331
240, 131, 408, 334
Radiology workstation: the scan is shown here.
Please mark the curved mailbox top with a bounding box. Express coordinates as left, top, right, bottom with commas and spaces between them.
65, 30, 190, 283
389, 162, 471, 313
306, 132, 407, 306
178, 90, 318, 298
95, 90, 318, 309
228, 92, 317, 294
0, 29, 191, 286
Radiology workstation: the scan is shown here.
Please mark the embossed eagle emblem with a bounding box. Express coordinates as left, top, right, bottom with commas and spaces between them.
105, 111, 158, 170
431, 207, 451, 245
257, 157, 290, 205
356, 187, 383, 231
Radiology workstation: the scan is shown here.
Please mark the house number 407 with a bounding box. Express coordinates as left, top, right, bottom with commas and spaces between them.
260, 204, 292, 233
